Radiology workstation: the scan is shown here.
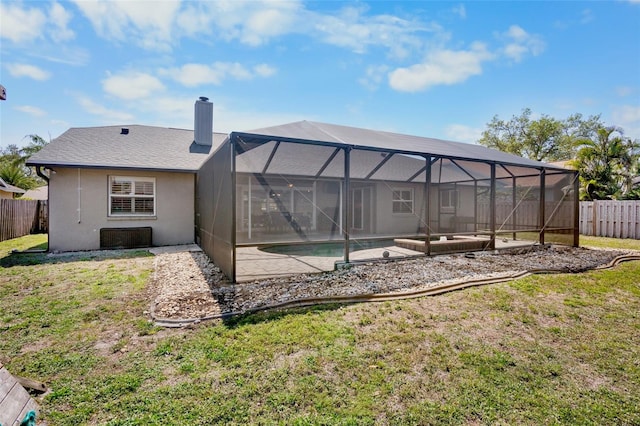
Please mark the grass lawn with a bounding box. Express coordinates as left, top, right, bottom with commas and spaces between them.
1, 234, 639, 425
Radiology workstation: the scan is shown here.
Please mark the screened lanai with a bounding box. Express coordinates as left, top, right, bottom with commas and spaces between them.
196, 121, 578, 282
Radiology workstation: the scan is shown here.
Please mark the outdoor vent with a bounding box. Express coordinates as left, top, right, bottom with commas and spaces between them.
100, 227, 152, 249
120, 127, 129, 135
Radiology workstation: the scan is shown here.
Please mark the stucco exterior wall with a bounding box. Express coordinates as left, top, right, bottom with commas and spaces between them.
0, 191, 13, 199
49, 167, 195, 251
373, 182, 425, 235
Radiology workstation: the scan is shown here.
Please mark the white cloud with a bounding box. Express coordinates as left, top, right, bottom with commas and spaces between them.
614, 105, 640, 123
161, 64, 220, 87
73, 0, 435, 59
311, 5, 436, 59
15, 106, 47, 117
580, 9, 594, 24
73, 0, 299, 51
499, 25, 545, 62
102, 72, 165, 100
452, 4, 466, 19
6, 63, 51, 81
358, 65, 390, 90
49, 2, 75, 42
615, 86, 635, 97
0, 3, 47, 43
76, 96, 135, 122
73, 0, 181, 51
254, 64, 277, 78
612, 105, 640, 134
444, 124, 483, 143
388, 42, 494, 92
160, 62, 276, 87
176, 1, 302, 46
0, 2, 74, 44
241, 4, 301, 46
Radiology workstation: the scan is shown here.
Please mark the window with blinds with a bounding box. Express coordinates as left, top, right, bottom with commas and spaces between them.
109, 176, 156, 216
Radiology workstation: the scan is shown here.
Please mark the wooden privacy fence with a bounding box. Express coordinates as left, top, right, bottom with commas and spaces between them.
579, 200, 640, 239
477, 200, 574, 231
0, 199, 48, 242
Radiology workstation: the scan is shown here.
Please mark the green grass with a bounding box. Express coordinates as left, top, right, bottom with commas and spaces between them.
1, 234, 640, 424
579, 234, 640, 250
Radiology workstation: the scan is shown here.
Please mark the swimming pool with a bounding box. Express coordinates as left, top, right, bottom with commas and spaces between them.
259, 240, 394, 257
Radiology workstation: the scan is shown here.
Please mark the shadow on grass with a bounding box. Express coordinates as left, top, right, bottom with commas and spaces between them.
0, 248, 154, 268
221, 302, 346, 329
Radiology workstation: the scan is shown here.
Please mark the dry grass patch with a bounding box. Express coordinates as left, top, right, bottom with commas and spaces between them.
1, 234, 640, 424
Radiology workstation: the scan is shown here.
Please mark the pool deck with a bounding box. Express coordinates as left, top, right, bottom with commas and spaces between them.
236, 244, 423, 282
150, 239, 537, 282
235, 237, 535, 282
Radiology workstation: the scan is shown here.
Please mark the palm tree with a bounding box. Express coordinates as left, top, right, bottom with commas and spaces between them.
0, 134, 50, 191
572, 127, 640, 200
0, 163, 38, 190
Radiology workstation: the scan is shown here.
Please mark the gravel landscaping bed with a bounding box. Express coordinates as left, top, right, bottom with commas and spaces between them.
150, 245, 637, 321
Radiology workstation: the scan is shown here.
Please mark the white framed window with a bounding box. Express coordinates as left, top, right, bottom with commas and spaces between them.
109, 176, 156, 216
392, 188, 414, 214
441, 189, 458, 210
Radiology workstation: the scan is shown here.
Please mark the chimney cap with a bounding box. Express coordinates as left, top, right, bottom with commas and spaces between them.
199, 96, 209, 102
120, 127, 129, 135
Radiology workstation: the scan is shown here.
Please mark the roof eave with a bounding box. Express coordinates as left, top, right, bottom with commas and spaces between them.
25, 161, 200, 174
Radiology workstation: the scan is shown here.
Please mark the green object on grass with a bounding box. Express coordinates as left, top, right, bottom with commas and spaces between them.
20, 410, 36, 426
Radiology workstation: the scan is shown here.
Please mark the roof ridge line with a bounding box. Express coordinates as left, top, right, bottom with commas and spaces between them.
306, 121, 348, 145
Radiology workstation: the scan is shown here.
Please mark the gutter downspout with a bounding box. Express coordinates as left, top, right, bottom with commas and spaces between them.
35, 166, 50, 251
35, 166, 49, 183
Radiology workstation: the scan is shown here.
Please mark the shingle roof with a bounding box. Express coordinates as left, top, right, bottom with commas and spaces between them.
27, 125, 227, 172
21, 186, 48, 200
242, 120, 565, 171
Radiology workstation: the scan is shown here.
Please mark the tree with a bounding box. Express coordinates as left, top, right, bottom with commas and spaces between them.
571, 126, 640, 200
0, 163, 39, 190
478, 108, 603, 162
0, 134, 49, 190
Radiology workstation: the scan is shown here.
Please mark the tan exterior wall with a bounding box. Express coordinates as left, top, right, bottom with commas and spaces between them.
374, 182, 425, 234
0, 190, 14, 199
49, 167, 195, 251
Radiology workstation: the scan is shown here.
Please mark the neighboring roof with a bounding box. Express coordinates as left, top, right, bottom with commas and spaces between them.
633, 176, 640, 187
27, 125, 228, 172
21, 186, 48, 200
0, 177, 25, 194
240, 120, 566, 171
548, 160, 575, 170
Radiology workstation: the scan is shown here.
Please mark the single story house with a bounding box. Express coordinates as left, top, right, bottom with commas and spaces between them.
28, 98, 579, 281
27, 98, 225, 251
0, 177, 25, 199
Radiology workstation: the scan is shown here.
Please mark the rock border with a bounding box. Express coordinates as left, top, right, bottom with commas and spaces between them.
149, 246, 640, 327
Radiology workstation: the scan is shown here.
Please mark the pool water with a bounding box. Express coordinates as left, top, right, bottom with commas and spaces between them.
259, 240, 394, 257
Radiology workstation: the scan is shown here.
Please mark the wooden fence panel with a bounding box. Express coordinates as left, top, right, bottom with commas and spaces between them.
579, 200, 640, 239
0, 199, 48, 242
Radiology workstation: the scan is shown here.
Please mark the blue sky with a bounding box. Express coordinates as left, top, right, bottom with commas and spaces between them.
1, 0, 639, 149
